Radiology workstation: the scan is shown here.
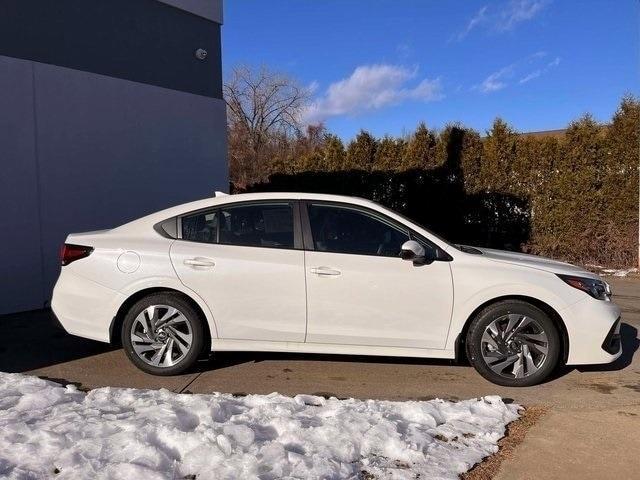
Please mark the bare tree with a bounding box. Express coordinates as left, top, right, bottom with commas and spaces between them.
224, 66, 310, 187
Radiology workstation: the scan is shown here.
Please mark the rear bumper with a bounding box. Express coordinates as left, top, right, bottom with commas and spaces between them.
562, 297, 622, 365
51, 269, 124, 343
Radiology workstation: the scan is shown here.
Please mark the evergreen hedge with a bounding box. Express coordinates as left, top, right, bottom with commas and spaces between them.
237, 97, 639, 268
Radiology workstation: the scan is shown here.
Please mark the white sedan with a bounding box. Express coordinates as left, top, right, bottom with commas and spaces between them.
52, 192, 622, 386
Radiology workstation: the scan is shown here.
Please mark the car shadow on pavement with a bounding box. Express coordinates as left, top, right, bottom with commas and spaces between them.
200, 349, 471, 376
201, 323, 640, 386
4, 310, 637, 385
0, 309, 115, 373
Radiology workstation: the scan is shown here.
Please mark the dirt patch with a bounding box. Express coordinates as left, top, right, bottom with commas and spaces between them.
585, 382, 618, 394
461, 404, 548, 480
623, 384, 640, 393
618, 410, 638, 417
312, 392, 349, 400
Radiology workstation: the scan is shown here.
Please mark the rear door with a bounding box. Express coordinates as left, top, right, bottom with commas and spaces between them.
170, 201, 306, 342
302, 202, 453, 349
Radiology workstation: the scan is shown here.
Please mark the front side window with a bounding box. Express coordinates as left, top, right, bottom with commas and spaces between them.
308, 204, 410, 257
219, 203, 294, 249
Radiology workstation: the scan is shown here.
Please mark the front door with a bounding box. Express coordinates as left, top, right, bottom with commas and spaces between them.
170, 201, 306, 342
303, 202, 453, 349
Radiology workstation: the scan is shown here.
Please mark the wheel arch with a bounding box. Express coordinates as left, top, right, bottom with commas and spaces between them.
109, 287, 213, 356
454, 295, 569, 365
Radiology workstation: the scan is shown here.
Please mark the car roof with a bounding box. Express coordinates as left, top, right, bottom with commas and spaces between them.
113, 192, 380, 232
168, 191, 379, 215
215, 191, 373, 203
110, 191, 456, 253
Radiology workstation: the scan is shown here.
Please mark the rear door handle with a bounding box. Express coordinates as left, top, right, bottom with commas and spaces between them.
184, 257, 216, 268
310, 266, 341, 276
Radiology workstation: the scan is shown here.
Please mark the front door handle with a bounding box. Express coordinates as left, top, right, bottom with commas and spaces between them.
310, 266, 341, 276
184, 257, 216, 268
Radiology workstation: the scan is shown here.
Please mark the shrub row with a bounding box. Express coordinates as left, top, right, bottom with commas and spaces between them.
236, 97, 639, 268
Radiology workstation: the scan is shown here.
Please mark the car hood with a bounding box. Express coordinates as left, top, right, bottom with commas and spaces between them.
474, 247, 599, 279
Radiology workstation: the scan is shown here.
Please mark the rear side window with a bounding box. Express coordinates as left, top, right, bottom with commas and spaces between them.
307, 204, 409, 257
219, 203, 294, 249
181, 210, 218, 243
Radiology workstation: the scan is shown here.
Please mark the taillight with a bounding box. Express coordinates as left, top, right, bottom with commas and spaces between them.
60, 244, 94, 266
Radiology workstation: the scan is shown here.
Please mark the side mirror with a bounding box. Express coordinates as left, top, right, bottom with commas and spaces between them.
400, 240, 426, 263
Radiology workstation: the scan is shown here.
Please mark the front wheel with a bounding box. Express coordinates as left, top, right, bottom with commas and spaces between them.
466, 300, 561, 387
121, 293, 204, 376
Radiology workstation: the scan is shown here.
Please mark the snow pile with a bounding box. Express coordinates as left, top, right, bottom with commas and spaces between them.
586, 265, 639, 277
0, 373, 519, 479
602, 267, 638, 277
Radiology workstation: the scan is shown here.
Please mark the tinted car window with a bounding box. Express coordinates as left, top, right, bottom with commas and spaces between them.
219, 203, 294, 249
181, 210, 218, 243
308, 204, 410, 256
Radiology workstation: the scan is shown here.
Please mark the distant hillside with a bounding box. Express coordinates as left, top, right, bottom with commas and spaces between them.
519, 129, 566, 138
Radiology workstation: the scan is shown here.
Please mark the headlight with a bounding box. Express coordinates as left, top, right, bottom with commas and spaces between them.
557, 274, 611, 301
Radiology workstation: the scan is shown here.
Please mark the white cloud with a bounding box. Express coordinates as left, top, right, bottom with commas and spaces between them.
306, 80, 320, 94
499, 0, 549, 31
518, 70, 541, 84
547, 56, 561, 68
303, 64, 443, 123
476, 53, 560, 93
519, 56, 561, 84
455, 0, 549, 40
476, 66, 513, 93
456, 5, 489, 41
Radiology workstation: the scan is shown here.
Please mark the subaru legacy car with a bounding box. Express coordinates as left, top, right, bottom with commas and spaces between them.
52, 192, 622, 386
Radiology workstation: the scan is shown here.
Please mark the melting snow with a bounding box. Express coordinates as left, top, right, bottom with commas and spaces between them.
586, 265, 639, 277
601, 267, 638, 277
0, 372, 519, 479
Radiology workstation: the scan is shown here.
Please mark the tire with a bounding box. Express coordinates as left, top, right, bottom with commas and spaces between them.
465, 300, 560, 387
121, 293, 205, 376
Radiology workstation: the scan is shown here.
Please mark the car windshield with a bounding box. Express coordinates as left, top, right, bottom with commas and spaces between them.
372, 201, 462, 251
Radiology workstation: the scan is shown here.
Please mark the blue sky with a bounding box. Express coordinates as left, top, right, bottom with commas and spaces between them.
222, 0, 639, 139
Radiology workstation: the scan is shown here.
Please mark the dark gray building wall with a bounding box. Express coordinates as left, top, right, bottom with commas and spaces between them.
0, 57, 47, 313
158, 0, 223, 23
0, 0, 227, 314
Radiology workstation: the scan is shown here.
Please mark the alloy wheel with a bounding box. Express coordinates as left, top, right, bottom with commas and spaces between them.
130, 304, 193, 368
480, 313, 549, 379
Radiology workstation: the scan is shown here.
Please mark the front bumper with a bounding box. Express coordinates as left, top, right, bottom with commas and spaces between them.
561, 296, 622, 365
601, 317, 622, 355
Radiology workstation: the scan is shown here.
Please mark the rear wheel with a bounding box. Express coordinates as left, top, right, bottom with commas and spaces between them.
121, 293, 204, 376
466, 300, 560, 386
